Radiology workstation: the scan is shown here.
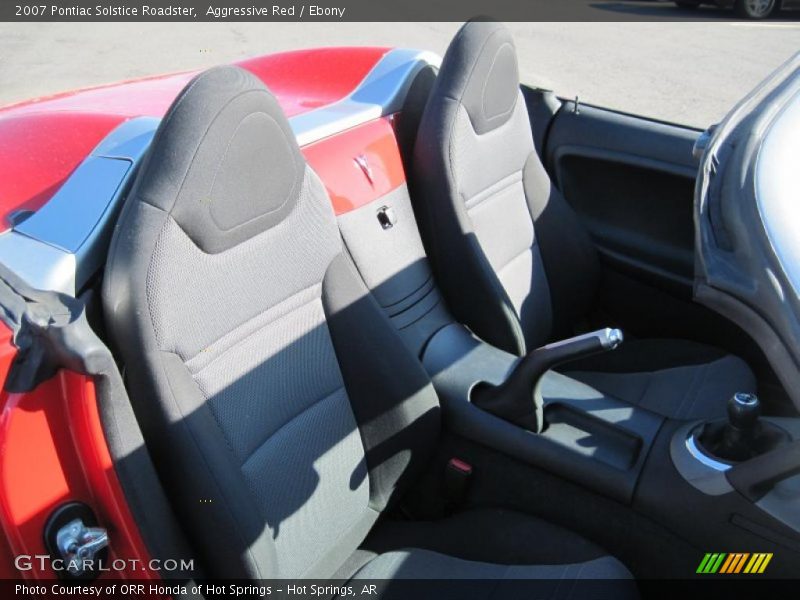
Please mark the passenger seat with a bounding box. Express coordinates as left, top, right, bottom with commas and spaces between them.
411, 20, 755, 420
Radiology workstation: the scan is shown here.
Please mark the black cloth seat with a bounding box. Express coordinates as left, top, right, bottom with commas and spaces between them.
102, 64, 633, 592
336, 509, 634, 599
410, 20, 755, 420
363, 508, 619, 567
561, 339, 756, 421
347, 509, 635, 599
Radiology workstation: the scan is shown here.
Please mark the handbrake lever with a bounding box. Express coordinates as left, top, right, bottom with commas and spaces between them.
471, 328, 624, 432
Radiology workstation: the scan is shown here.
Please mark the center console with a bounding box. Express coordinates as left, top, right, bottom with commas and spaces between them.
671, 393, 800, 533
421, 320, 800, 560
421, 323, 663, 503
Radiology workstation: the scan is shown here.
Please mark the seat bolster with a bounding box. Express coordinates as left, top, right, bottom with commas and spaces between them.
522, 152, 601, 339
322, 253, 442, 512
412, 92, 527, 355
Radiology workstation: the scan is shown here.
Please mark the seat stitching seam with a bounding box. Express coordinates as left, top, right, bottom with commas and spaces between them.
636, 371, 655, 409
480, 41, 518, 125
395, 295, 442, 330
442, 26, 514, 131
381, 274, 435, 311
140, 88, 275, 212
681, 362, 711, 419
185, 283, 322, 370
672, 363, 703, 419
206, 114, 300, 231
463, 170, 523, 210
496, 243, 534, 275
239, 385, 345, 469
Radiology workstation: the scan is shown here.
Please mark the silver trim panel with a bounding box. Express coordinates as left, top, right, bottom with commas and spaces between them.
0, 49, 440, 296
670, 422, 734, 496
685, 434, 732, 472
0, 232, 77, 294
17, 158, 132, 254
291, 48, 440, 146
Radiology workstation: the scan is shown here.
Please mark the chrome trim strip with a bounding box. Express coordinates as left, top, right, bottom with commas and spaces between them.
685, 434, 732, 472
0, 49, 440, 296
291, 48, 440, 146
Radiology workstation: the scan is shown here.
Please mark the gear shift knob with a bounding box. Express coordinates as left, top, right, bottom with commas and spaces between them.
696, 391, 788, 463
728, 392, 761, 433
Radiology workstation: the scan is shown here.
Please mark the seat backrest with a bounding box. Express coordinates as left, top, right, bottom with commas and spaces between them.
103, 66, 440, 579
412, 21, 599, 354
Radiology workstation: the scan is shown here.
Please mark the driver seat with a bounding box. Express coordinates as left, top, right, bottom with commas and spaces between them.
411, 20, 756, 420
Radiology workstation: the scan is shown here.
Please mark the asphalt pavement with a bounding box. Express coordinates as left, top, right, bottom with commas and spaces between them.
0, 16, 798, 127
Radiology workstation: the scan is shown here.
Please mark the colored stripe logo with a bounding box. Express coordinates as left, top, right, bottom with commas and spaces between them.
697, 553, 773, 574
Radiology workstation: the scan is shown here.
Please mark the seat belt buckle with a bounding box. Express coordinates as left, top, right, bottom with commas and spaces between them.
444, 458, 473, 508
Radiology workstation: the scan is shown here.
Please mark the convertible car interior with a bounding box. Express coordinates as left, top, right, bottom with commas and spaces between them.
1, 19, 799, 596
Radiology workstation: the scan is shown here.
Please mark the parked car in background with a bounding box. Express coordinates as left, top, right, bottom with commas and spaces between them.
674, 0, 800, 18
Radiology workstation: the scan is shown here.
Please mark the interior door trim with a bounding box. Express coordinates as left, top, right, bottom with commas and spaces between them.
551, 145, 697, 191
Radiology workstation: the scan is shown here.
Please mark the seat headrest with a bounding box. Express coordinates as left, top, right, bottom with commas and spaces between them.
135, 65, 306, 253
437, 20, 521, 135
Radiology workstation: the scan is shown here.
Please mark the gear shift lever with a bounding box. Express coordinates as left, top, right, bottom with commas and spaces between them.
698, 392, 789, 462
719, 393, 761, 461
727, 393, 761, 435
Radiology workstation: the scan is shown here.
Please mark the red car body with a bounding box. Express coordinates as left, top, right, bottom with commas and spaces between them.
0, 47, 389, 230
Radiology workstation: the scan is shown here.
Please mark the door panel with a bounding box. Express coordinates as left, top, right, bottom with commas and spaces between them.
539, 100, 780, 383
544, 101, 701, 295
540, 100, 753, 351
